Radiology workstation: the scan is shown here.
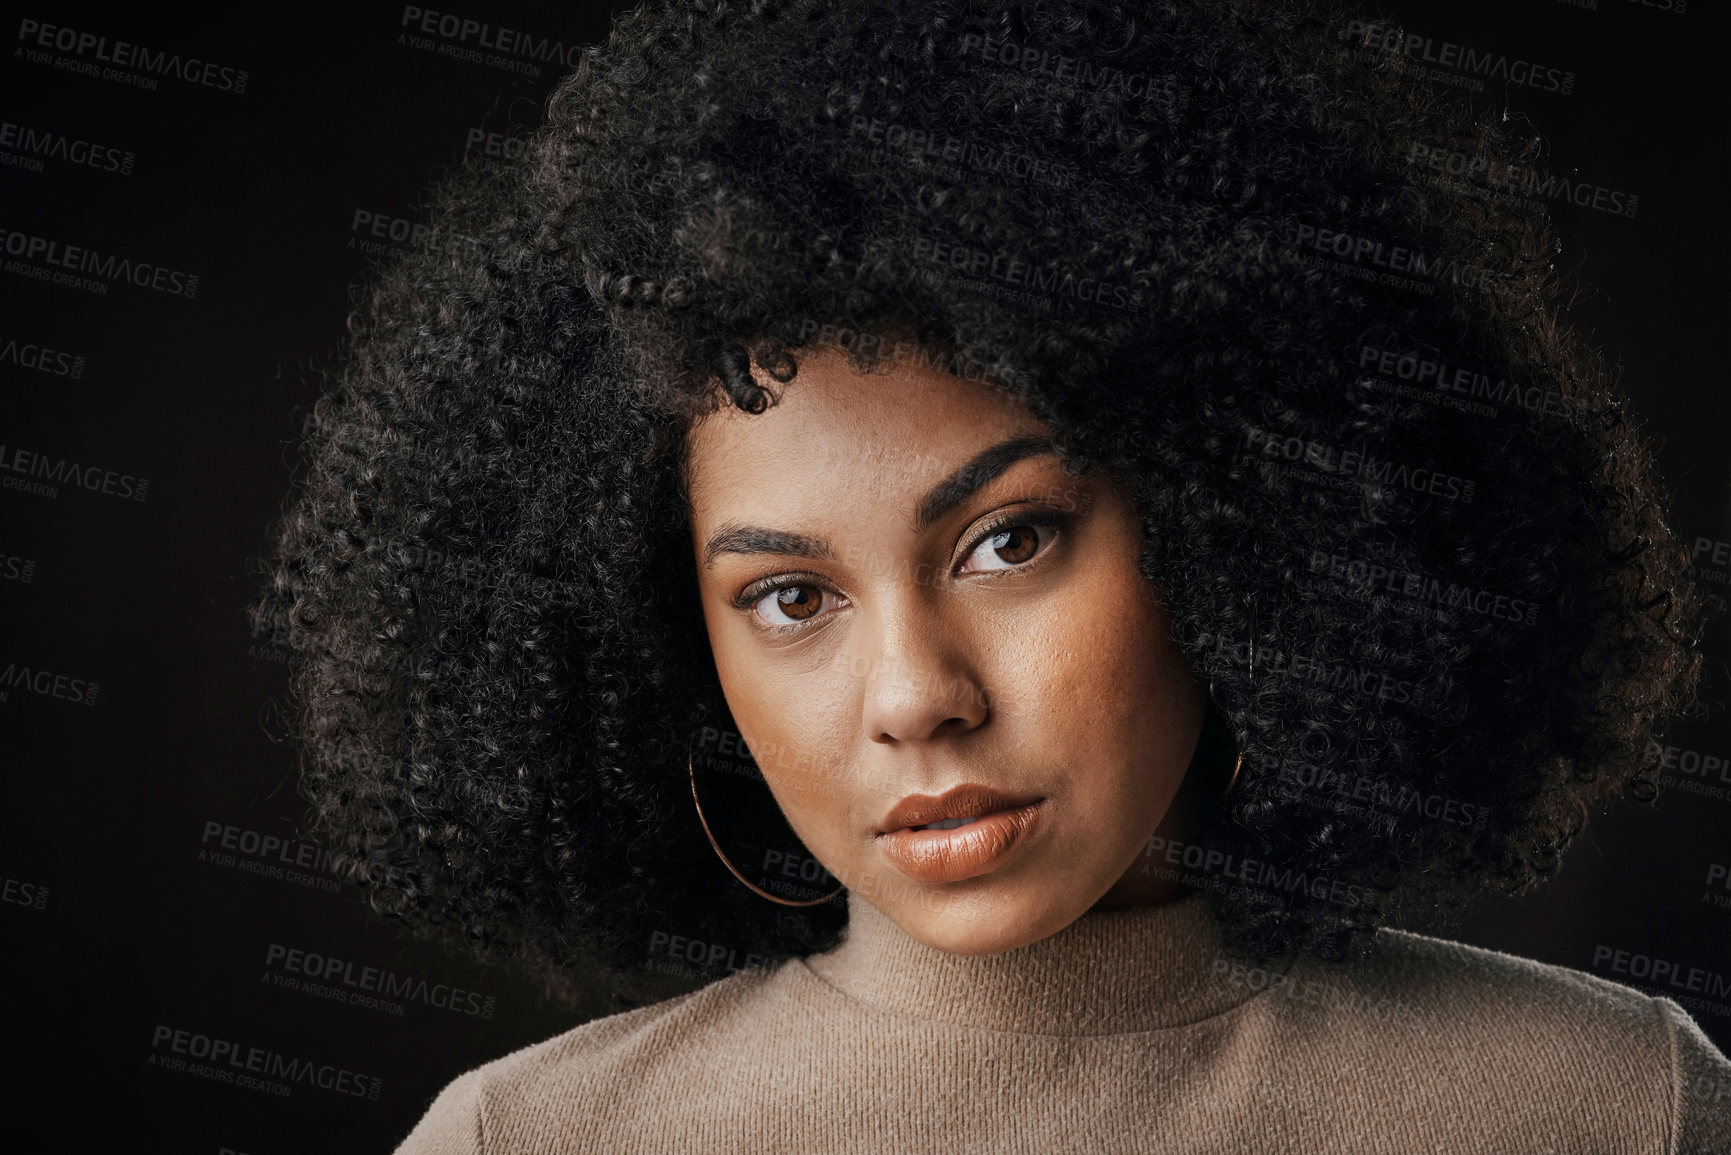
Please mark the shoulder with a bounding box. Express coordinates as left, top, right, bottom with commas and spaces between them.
1261, 926, 1681, 1066
1309, 926, 1672, 1052
1270, 927, 1731, 1149
391, 964, 788, 1154
1353, 926, 1667, 1023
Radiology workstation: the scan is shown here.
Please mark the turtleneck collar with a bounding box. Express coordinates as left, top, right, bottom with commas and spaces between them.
799, 888, 1286, 1037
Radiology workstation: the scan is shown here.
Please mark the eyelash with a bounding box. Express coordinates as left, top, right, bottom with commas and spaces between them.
730, 507, 1073, 634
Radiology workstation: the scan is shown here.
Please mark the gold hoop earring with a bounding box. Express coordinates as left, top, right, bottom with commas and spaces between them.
1220, 748, 1244, 800
688, 749, 845, 907
1206, 685, 1246, 800
1216, 628, 1253, 800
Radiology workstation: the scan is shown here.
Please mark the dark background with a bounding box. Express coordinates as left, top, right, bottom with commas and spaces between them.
1, 2, 1725, 1150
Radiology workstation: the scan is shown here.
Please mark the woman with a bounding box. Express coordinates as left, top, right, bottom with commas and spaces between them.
257, 0, 1731, 1149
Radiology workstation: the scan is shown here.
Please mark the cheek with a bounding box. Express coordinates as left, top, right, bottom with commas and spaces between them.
710, 636, 854, 812
997, 565, 1194, 778
1035, 607, 1164, 733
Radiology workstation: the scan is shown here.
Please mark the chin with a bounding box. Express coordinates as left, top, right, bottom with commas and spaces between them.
899, 882, 1088, 956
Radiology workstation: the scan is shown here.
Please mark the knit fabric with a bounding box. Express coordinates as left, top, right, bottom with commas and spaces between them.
395, 890, 1731, 1153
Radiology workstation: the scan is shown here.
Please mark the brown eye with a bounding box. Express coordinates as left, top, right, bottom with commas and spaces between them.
753, 584, 833, 627
961, 523, 1055, 573
991, 527, 1039, 564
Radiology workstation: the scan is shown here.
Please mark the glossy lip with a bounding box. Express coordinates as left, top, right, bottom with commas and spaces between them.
875, 785, 1047, 886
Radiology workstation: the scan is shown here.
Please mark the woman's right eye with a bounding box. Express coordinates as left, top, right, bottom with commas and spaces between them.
752, 585, 840, 628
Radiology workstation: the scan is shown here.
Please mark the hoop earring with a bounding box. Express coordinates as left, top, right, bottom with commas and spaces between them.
688, 749, 845, 907
1207, 686, 1245, 800
1220, 740, 1244, 800
1215, 629, 1253, 800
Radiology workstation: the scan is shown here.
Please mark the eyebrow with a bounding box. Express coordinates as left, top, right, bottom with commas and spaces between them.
701, 433, 1057, 568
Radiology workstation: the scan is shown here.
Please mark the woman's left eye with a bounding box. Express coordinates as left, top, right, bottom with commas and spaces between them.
960, 523, 1057, 573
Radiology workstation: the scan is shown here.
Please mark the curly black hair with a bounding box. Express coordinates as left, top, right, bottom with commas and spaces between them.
254, 0, 1720, 1010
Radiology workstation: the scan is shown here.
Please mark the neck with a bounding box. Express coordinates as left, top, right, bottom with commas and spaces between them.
801, 882, 1277, 1036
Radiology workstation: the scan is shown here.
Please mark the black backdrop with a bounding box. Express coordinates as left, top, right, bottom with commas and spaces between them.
2, 2, 1726, 1151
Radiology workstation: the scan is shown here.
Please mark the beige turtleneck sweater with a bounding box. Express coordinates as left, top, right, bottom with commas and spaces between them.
394, 890, 1731, 1153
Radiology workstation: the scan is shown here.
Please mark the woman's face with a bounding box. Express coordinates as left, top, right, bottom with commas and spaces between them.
685, 345, 1206, 955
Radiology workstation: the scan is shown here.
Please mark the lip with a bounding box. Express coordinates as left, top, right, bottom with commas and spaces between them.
875, 785, 1046, 885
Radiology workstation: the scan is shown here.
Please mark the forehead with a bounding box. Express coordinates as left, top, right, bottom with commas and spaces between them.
684, 348, 1048, 515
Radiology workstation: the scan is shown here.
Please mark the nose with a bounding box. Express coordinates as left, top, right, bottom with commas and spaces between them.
856, 606, 990, 745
